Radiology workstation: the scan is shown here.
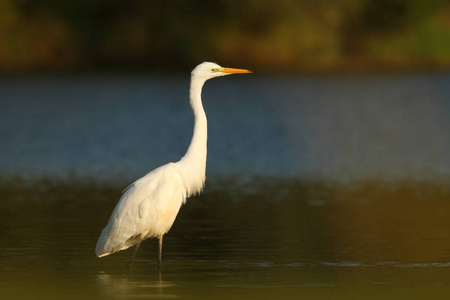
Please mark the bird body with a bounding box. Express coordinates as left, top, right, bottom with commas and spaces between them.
95, 62, 251, 267
96, 163, 186, 257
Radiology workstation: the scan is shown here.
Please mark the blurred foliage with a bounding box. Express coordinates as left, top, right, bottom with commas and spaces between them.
0, 0, 449, 72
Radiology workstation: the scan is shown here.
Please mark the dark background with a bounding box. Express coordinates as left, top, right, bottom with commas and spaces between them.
1, 0, 449, 73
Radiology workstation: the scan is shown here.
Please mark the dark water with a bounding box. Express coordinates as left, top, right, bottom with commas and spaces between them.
1, 73, 450, 299
2, 180, 450, 299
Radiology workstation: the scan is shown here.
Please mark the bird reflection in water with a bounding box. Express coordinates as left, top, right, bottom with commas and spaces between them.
96, 271, 177, 299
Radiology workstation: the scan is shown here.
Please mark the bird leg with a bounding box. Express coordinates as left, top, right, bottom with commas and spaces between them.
157, 236, 163, 270
127, 241, 141, 271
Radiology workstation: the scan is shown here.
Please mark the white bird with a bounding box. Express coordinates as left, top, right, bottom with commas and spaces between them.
95, 62, 251, 269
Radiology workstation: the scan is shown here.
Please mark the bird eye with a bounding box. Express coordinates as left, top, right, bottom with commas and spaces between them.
211, 68, 219, 72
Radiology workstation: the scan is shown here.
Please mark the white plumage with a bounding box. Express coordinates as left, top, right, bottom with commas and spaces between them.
95, 62, 251, 268
96, 163, 186, 257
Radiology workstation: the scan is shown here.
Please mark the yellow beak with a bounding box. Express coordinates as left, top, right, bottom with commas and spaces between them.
220, 67, 252, 74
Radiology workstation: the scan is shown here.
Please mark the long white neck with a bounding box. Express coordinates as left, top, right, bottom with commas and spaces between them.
178, 76, 207, 196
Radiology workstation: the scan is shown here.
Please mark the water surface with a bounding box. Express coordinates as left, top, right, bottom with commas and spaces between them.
1, 72, 449, 180
1, 73, 449, 299
1, 180, 450, 299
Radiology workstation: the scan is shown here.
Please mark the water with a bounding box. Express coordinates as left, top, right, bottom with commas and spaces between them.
2, 180, 450, 299
1, 73, 449, 180
1, 73, 450, 299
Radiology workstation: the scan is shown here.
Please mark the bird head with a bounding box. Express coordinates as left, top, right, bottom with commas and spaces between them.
191, 62, 252, 81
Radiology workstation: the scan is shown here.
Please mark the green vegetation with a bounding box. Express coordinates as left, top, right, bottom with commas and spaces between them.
0, 0, 449, 72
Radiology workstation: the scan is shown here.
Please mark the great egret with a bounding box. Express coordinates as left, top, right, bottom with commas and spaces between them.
95, 62, 252, 269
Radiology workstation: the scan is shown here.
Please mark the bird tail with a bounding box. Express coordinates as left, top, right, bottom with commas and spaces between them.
95, 226, 137, 257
